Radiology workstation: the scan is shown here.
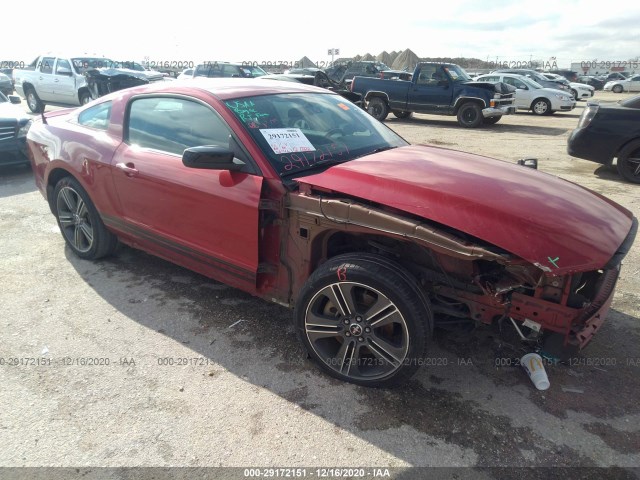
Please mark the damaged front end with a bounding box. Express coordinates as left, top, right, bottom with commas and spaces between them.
84, 68, 150, 100
286, 192, 637, 352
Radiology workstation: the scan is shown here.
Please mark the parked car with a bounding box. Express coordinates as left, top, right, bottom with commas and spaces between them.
474, 73, 575, 115
568, 95, 640, 183
284, 67, 323, 76
26, 79, 637, 387
326, 61, 411, 85
0, 92, 31, 166
193, 62, 268, 78
577, 75, 605, 91
351, 62, 516, 126
597, 72, 628, 82
604, 75, 640, 93
177, 68, 194, 80
13, 54, 114, 112
0, 71, 13, 95
109, 61, 165, 82
549, 70, 578, 82
542, 73, 594, 100
260, 72, 362, 105
492, 68, 572, 93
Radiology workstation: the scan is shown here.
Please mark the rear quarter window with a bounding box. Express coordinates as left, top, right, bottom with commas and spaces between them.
77, 101, 112, 130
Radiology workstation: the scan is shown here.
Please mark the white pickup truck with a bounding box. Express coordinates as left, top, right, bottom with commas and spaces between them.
14, 54, 113, 112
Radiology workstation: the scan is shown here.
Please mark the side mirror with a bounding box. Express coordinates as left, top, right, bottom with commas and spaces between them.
182, 145, 245, 171
517, 158, 538, 169
8, 95, 21, 104
57, 67, 72, 76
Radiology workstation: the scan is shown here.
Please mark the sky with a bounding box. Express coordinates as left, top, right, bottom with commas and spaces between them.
1, 0, 639, 69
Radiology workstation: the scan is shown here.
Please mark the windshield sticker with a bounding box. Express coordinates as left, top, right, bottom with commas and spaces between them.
337, 103, 350, 111
278, 143, 350, 172
225, 100, 270, 124
259, 128, 315, 154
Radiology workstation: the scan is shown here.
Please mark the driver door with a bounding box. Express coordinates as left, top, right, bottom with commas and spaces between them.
109, 96, 263, 290
407, 65, 453, 112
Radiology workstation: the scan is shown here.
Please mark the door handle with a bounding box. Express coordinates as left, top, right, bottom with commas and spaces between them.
115, 162, 139, 177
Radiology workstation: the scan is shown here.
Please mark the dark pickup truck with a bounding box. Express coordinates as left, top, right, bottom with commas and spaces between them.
351, 62, 516, 127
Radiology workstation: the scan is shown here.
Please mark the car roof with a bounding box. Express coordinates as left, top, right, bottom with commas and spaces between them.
99, 78, 331, 102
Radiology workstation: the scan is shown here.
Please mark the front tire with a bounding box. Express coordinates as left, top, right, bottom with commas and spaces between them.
616, 140, 640, 184
367, 97, 389, 121
295, 254, 431, 388
612, 85, 624, 93
53, 177, 118, 260
571, 89, 578, 100
456, 102, 483, 128
531, 98, 551, 116
79, 90, 92, 105
483, 116, 501, 125
25, 87, 44, 113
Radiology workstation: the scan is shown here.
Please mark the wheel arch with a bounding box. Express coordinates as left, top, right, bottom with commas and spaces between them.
453, 96, 486, 114
45, 167, 76, 213
614, 136, 640, 159
364, 91, 390, 103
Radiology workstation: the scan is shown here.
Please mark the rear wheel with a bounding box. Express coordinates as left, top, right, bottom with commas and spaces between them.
616, 140, 640, 184
295, 254, 431, 388
25, 87, 44, 113
612, 84, 624, 93
392, 110, 412, 119
483, 116, 501, 125
367, 97, 389, 121
531, 98, 551, 116
456, 102, 483, 128
53, 177, 118, 259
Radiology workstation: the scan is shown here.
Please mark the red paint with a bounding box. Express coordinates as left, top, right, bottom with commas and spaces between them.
298, 145, 634, 275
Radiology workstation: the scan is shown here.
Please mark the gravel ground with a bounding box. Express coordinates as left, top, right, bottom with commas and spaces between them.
0, 91, 639, 479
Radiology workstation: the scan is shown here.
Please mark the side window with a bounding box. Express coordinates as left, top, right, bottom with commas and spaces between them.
502, 77, 517, 87
127, 97, 232, 156
222, 65, 242, 77
514, 79, 527, 89
195, 63, 222, 78
55, 59, 71, 75
78, 101, 112, 130
40, 57, 55, 74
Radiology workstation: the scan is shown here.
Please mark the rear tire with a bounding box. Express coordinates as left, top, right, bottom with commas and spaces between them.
456, 102, 483, 128
392, 110, 412, 119
295, 253, 431, 388
367, 97, 389, 121
616, 140, 640, 184
53, 177, 118, 260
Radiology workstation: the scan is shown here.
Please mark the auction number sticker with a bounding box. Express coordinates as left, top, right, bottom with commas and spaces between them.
260, 128, 315, 154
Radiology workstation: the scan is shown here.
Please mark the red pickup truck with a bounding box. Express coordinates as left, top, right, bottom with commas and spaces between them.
26, 79, 637, 387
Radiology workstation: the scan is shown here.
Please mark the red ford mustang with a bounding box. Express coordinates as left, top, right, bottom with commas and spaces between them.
27, 79, 637, 387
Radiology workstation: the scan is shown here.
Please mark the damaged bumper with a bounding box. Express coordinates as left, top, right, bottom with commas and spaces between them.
483, 105, 517, 118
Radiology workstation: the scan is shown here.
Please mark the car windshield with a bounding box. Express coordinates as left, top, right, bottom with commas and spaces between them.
224, 92, 408, 177
444, 65, 471, 81
520, 76, 543, 89
72, 58, 114, 73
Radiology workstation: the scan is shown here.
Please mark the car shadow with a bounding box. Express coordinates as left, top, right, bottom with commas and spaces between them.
0, 162, 36, 198
64, 244, 640, 471
386, 117, 569, 136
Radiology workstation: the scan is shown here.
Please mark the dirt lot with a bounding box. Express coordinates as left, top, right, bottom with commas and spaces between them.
0, 91, 639, 478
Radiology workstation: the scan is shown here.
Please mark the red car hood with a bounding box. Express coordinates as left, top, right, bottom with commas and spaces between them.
296, 145, 634, 275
